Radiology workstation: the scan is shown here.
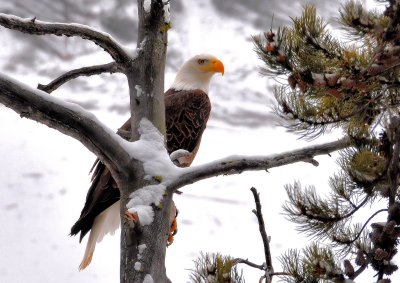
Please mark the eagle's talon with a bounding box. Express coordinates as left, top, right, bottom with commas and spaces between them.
125, 211, 139, 222
117, 128, 131, 140
169, 149, 193, 166
167, 234, 174, 246
167, 216, 178, 246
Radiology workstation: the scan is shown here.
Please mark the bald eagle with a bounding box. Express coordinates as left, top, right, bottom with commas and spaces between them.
70, 54, 224, 269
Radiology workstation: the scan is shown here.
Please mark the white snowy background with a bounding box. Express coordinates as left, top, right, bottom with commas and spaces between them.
0, 0, 393, 282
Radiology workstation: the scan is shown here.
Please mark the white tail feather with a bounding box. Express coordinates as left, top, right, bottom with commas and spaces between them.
79, 200, 120, 270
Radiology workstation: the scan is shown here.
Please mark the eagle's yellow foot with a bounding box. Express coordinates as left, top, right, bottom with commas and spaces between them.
167, 217, 178, 246
125, 211, 139, 222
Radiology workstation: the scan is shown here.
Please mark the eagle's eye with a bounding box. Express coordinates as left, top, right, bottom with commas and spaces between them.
197, 59, 206, 65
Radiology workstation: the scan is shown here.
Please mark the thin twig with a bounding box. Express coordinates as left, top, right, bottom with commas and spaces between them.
37, 62, 124, 93
270, 271, 291, 276
251, 187, 274, 282
304, 158, 319, 166
234, 258, 265, 270
333, 209, 388, 246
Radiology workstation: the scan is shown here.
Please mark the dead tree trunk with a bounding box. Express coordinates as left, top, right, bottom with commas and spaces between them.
96, 0, 172, 282
120, 2, 170, 281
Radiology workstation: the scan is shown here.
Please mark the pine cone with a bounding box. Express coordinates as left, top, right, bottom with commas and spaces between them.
343, 259, 355, 277
378, 184, 392, 198
355, 250, 367, 266
325, 73, 340, 87
383, 262, 398, 275
265, 42, 276, 53
370, 228, 383, 245
207, 263, 216, 275
391, 227, 400, 239
288, 74, 297, 89
384, 220, 396, 235
388, 202, 400, 223
374, 248, 389, 260
265, 31, 275, 42
222, 272, 231, 282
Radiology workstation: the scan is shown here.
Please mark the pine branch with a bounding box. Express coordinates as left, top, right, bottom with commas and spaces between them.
278, 245, 345, 282
189, 252, 245, 283
37, 62, 124, 93
253, 28, 293, 76
274, 84, 386, 140
291, 5, 343, 61
255, 4, 400, 140
382, 0, 400, 43
339, 0, 383, 38
283, 178, 373, 247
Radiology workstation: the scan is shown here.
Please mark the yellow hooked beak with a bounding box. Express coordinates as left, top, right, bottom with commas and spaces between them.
201, 58, 224, 75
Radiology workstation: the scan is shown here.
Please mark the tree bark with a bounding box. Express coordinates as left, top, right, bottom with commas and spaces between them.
119, 1, 170, 282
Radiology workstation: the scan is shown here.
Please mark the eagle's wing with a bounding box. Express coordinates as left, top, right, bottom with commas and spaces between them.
165, 89, 211, 166
70, 119, 131, 241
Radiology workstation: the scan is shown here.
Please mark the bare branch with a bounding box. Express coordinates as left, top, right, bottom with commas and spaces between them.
251, 187, 274, 282
234, 258, 265, 270
0, 13, 131, 64
304, 158, 319, 166
0, 73, 131, 174
37, 62, 124, 93
168, 137, 352, 192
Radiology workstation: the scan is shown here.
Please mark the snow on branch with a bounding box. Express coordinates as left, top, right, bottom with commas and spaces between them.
0, 13, 131, 64
121, 119, 352, 226
0, 73, 131, 174
37, 62, 124, 94
123, 119, 183, 224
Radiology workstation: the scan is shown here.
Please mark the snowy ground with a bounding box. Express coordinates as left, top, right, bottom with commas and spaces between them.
0, 0, 396, 283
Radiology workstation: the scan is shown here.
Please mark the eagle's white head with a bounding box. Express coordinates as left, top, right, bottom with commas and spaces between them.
170, 54, 224, 93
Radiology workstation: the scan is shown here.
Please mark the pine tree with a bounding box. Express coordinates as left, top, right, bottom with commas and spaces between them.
250, 1, 400, 282
189, 252, 245, 283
